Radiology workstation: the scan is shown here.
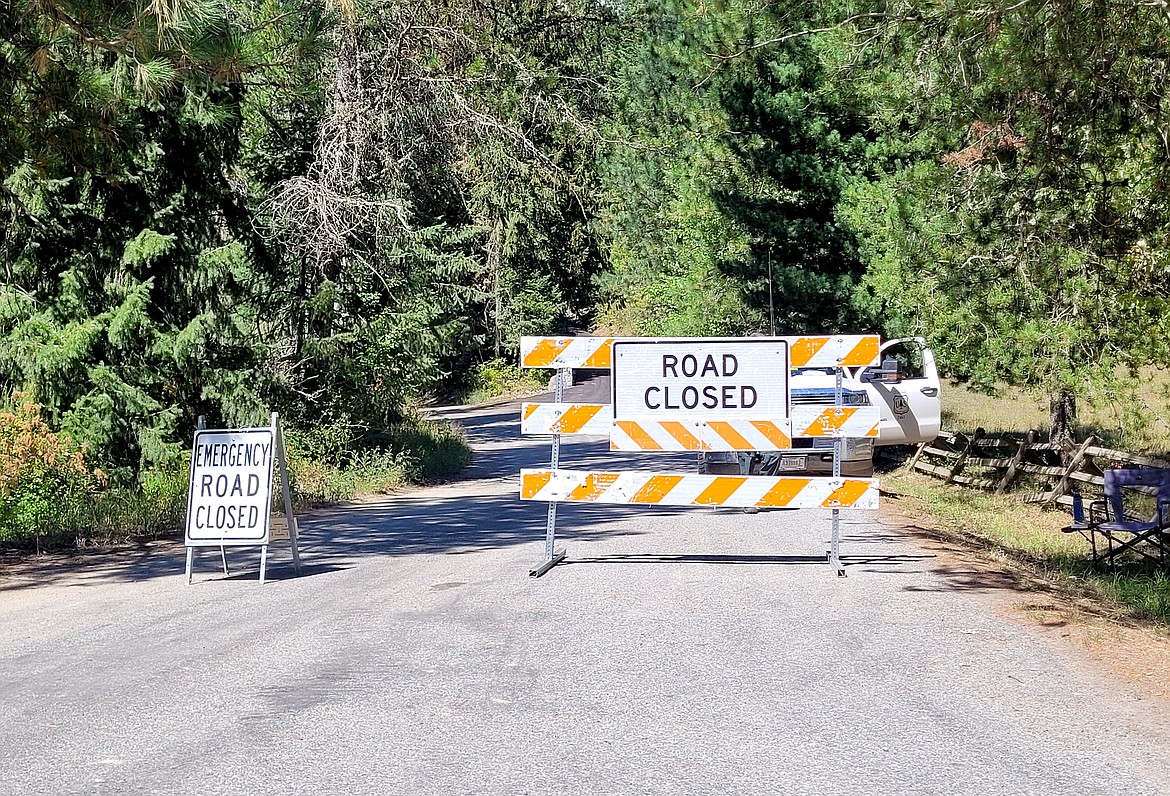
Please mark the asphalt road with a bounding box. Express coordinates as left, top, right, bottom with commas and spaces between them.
3, 379, 1170, 795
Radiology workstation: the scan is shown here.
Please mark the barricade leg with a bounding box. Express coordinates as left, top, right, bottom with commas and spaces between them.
829, 508, 844, 577
530, 367, 569, 577
530, 501, 566, 577
829, 368, 846, 577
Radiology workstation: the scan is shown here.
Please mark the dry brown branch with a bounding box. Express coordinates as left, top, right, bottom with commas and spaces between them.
261, 2, 598, 280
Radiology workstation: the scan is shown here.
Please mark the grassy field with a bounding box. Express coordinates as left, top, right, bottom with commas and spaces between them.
940, 372, 1170, 456
886, 468, 1170, 625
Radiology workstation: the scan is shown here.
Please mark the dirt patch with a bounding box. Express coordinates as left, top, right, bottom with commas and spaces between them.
881, 490, 1170, 706
0, 536, 186, 591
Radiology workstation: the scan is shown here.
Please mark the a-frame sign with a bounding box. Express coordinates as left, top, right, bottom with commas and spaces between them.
184, 412, 302, 584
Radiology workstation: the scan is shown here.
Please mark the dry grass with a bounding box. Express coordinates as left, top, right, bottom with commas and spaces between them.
941, 370, 1170, 457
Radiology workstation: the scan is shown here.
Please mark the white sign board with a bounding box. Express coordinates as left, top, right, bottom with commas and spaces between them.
185, 428, 275, 546
612, 339, 789, 421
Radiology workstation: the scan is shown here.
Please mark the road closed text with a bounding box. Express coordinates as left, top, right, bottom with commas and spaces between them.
191, 502, 261, 531
645, 354, 757, 411
191, 472, 266, 531
613, 340, 788, 421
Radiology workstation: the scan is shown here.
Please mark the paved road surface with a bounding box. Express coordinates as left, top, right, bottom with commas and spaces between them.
2, 379, 1169, 795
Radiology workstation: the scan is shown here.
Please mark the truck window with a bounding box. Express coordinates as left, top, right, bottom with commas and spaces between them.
880, 341, 925, 379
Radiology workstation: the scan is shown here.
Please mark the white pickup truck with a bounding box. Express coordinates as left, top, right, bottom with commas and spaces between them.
702, 337, 942, 477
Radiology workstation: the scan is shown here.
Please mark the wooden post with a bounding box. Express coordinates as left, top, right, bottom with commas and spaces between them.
996, 430, 1035, 495
908, 439, 931, 471
947, 430, 982, 485
1047, 435, 1096, 507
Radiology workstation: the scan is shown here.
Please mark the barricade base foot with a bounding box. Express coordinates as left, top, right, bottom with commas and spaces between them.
530, 548, 567, 578
831, 556, 846, 577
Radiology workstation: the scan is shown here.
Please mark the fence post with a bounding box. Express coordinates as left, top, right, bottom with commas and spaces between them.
947, 429, 982, 484
995, 430, 1034, 495
1046, 435, 1096, 507
909, 439, 931, 471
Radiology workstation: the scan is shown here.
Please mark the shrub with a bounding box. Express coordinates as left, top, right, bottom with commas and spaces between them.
0, 398, 104, 546
469, 358, 547, 403
282, 413, 471, 506
0, 399, 473, 550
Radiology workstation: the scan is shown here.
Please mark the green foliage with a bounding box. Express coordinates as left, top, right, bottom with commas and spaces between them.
383, 415, 473, 481
1, 0, 330, 477
0, 0, 615, 545
595, 0, 751, 334
283, 414, 471, 505
0, 399, 102, 545
8, 0, 1170, 550
839, 0, 1170, 437
469, 358, 547, 403
712, 19, 872, 333
0, 403, 471, 548
1103, 572, 1170, 624
596, 0, 872, 336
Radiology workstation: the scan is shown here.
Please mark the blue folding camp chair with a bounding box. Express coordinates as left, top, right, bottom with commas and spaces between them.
1081, 468, 1170, 570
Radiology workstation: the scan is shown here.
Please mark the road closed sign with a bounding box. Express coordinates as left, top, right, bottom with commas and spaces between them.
185, 428, 276, 546
612, 339, 789, 421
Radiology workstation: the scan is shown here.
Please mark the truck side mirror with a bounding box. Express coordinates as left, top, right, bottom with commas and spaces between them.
862, 357, 903, 384
879, 357, 903, 383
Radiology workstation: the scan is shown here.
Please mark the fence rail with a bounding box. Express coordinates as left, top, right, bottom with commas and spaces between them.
911, 430, 1170, 514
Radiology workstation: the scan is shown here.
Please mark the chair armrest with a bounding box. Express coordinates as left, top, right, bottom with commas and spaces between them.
1088, 500, 1108, 526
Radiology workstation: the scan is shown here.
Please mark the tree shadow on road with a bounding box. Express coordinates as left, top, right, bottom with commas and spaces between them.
0, 403, 698, 588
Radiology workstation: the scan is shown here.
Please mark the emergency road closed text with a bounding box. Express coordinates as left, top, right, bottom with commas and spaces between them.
185, 430, 275, 543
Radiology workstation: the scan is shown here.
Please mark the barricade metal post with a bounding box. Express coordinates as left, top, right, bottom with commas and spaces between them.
273, 413, 303, 577
830, 366, 845, 576
531, 367, 569, 577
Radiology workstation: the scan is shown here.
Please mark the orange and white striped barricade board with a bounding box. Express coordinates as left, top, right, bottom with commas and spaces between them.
520, 404, 880, 441
608, 419, 792, 451
521, 404, 795, 450
520, 335, 880, 370
520, 470, 879, 510
520, 334, 882, 578
521, 403, 612, 436
789, 405, 880, 438
185, 412, 302, 585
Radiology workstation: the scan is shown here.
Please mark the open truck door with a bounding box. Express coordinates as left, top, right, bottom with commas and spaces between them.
851, 337, 941, 445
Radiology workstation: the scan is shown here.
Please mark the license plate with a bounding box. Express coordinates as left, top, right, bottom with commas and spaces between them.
778, 456, 806, 472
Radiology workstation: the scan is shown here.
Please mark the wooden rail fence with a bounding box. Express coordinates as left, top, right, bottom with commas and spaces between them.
911, 430, 1170, 513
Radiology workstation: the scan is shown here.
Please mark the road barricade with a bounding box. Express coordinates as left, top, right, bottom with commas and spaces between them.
518, 335, 881, 577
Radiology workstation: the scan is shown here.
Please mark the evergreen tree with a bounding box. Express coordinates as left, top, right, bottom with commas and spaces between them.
843, 0, 1170, 443
712, 11, 870, 333
596, 0, 870, 336
1, 0, 328, 477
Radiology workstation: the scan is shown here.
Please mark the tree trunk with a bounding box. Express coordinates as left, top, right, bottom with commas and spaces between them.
1050, 387, 1077, 459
